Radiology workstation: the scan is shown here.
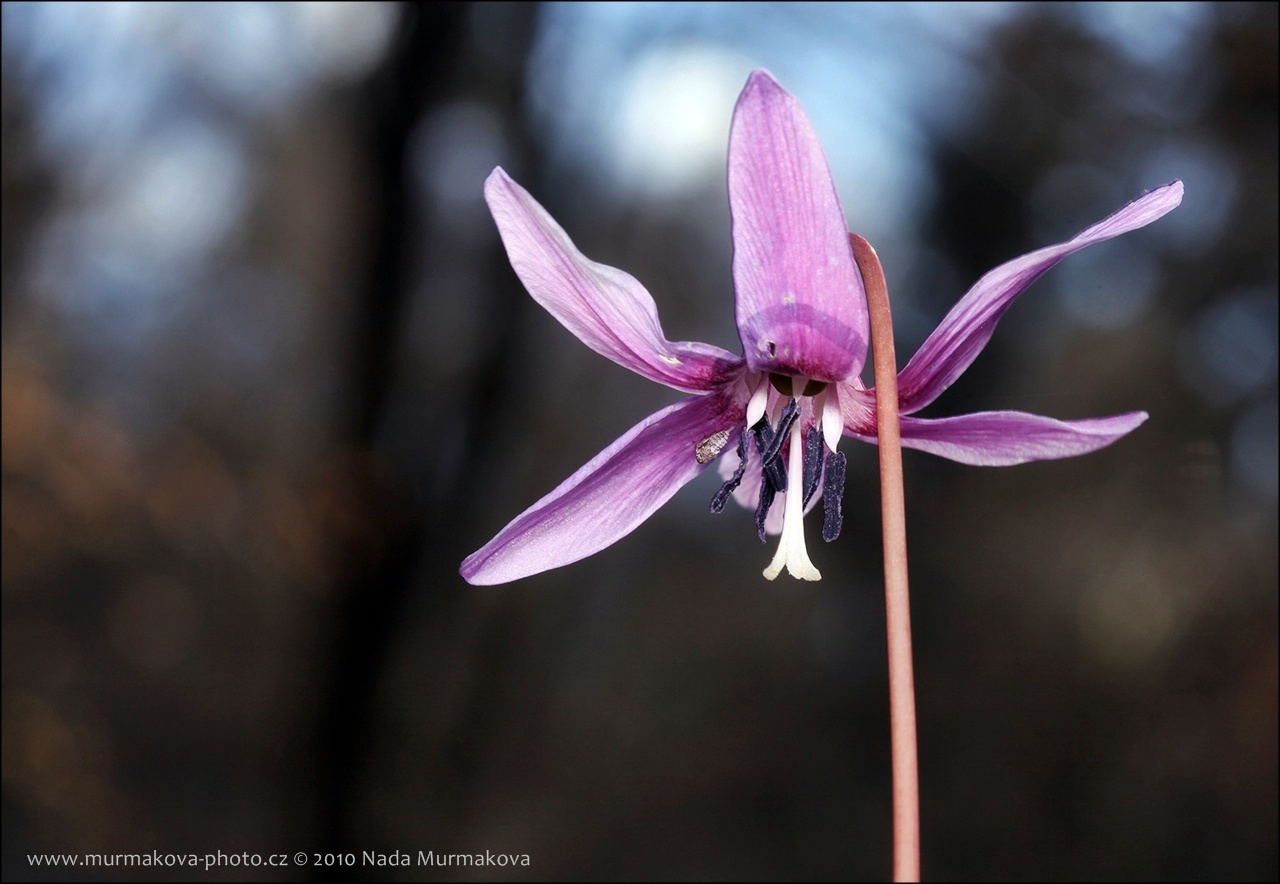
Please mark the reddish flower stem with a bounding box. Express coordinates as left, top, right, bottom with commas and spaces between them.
850, 233, 919, 882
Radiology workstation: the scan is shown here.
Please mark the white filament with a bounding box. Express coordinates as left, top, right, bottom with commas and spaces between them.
746, 372, 769, 429
821, 385, 844, 453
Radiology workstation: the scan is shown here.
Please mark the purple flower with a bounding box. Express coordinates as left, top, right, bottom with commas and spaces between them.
461, 70, 1183, 586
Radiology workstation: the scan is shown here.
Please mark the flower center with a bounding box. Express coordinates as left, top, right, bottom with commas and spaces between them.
708, 372, 847, 580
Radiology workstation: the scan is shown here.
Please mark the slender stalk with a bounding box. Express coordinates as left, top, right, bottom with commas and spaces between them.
850, 233, 919, 882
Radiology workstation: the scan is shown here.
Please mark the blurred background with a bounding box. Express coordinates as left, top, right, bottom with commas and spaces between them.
2, 2, 1276, 880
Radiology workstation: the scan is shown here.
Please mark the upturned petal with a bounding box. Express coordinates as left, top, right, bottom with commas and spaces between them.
461, 393, 743, 585
896, 181, 1184, 413
728, 70, 868, 382
486, 168, 744, 394
847, 409, 1149, 466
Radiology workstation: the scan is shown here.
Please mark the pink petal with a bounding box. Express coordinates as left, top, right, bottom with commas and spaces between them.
728, 70, 868, 383
461, 393, 743, 585
897, 181, 1184, 413
486, 168, 743, 394
848, 409, 1149, 466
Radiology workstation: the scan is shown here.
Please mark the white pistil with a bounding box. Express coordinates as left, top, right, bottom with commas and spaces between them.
762, 416, 822, 581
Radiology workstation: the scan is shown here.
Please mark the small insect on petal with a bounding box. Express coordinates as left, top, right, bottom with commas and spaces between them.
695, 429, 732, 464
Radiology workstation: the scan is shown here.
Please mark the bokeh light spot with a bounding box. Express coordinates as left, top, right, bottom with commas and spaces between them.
613, 43, 751, 199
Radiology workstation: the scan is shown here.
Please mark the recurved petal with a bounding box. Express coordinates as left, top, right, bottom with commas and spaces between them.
728, 70, 867, 383
486, 168, 743, 394
461, 393, 743, 585
896, 181, 1184, 413
848, 409, 1149, 466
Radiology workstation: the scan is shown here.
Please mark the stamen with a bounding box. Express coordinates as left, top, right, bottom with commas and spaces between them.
821, 449, 847, 542
763, 417, 822, 581
754, 473, 777, 543
752, 419, 788, 493
745, 373, 769, 428
820, 386, 845, 453
709, 432, 749, 514
802, 427, 823, 507
760, 397, 799, 468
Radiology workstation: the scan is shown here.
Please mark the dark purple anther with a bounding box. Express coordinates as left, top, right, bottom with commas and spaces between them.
752, 418, 788, 493
802, 427, 823, 507
754, 472, 778, 543
821, 449, 846, 542
710, 431, 749, 514
760, 397, 800, 467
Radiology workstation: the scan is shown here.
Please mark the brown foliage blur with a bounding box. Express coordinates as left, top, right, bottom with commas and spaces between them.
3, 3, 1275, 880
